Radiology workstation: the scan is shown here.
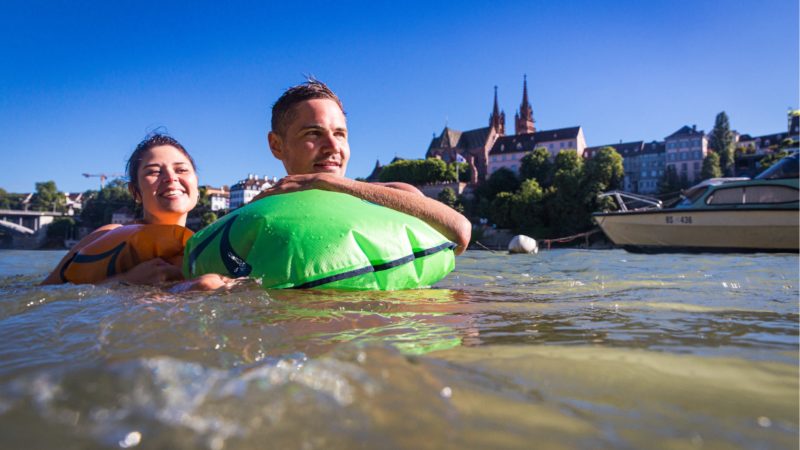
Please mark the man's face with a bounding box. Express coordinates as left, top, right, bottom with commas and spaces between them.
269, 98, 350, 177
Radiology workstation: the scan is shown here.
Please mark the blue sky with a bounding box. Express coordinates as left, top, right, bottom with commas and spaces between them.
1, 0, 797, 193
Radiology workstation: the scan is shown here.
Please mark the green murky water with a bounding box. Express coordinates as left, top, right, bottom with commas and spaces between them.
0, 249, 797, 449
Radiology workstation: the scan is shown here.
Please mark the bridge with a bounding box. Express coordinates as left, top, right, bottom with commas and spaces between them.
0, 209, 74, 249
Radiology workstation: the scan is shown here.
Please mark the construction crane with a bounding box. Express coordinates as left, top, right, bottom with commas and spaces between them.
82, 173, 124, 189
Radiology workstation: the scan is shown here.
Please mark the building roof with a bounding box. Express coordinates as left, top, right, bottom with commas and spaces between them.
641, 141, 666, 155
756, 132, 789, 146
665, 125, 704, 139
489, 126, 581, 155
428, 126, 492, 152
583, 141, 644, 159
365, 159, 383, 182
232, 175, 272, 191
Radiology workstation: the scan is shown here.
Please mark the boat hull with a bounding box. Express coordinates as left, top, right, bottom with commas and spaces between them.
594, 208, 799, 253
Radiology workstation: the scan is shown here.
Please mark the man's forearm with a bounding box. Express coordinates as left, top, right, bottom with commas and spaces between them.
320, 178, 471, 254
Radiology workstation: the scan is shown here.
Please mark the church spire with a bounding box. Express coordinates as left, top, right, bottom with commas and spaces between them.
489, 85, 506, 135
515, 74, 535, 134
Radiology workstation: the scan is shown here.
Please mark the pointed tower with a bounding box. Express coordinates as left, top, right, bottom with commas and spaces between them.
514, 75, 535, 135
488, 86, 506, 135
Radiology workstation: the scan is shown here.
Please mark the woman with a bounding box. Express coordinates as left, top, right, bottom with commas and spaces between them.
42, 133, 203, 285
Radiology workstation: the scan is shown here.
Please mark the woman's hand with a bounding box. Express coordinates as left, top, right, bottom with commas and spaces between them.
169, 273, 236, 292
113, 258, 184, 285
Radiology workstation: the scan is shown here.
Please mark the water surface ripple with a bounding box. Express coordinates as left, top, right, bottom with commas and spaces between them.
0, 249, 796, 449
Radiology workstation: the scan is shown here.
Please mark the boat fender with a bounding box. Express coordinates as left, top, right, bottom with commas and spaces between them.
508, 235, 538, 254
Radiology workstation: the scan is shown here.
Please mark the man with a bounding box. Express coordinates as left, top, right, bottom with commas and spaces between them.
255, 79, 471, 254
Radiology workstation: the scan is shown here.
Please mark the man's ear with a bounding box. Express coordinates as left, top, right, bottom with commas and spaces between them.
268, 131, 283, 160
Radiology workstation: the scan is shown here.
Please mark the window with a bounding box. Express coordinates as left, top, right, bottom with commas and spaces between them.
681, 163, 687, 172
744, 186, 799, 204
707, 187, 743, 204
694, 162, 700, 171
560, 142, 565, 148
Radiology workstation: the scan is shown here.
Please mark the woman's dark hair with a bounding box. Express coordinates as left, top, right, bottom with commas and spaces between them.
126, 133, 196, 196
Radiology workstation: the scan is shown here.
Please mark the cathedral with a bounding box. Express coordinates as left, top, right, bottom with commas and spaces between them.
425, 76, 586, 183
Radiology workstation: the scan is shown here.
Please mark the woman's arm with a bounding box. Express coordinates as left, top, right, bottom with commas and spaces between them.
40, 224, 122, 285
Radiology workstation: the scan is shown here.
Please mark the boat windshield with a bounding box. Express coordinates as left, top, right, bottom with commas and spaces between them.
755, 153, 799, 180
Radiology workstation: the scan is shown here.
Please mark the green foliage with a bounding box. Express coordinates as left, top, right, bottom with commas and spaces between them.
80, 178, 136, 228
519, 147, 553, 187
378, 158, 453, 184
758, 150, 791, 172
485, 168, 520, 200
0, 188, 10, 209
708, 112, 734, 176
32, 181, 65, 212
436, 187, 462, 212
187, 186, 220, 230
201, 211, 218, 228
45, 217, 76, 247
700, 152, 722, 180
583, 147, 624, 194
659, 165, 683, 195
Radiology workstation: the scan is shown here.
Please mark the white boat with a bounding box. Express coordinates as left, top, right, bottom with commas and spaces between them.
593, 154, 799, 253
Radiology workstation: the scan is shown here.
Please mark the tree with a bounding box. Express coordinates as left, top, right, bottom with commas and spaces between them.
436, 187, 463, 213
378, 158, 451, 185
45, 217, 76, 247
659, 165, 682, 195
31, 181, 65, 212
583, 147, 624, 194
547, 150, 588, 234
700, 152, 722, 180
519, 147, 553, 187
485, 168, 520, 200
757, 150, 791, 172
708, 112, 735, 176
0, 188, 10, 209
80, 179, 136, 228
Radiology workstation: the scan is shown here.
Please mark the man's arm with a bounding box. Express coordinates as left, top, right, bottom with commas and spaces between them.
254, 174, 471, 255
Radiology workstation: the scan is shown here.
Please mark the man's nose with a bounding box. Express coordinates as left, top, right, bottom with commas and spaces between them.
320, 132, 341, 153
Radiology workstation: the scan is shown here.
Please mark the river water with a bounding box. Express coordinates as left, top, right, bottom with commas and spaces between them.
0, 249, 796, 449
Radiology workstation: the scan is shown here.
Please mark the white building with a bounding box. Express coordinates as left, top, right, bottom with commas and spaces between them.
487, 126, 587, 175
229, 175, 276, 209
203, 185, 230, 211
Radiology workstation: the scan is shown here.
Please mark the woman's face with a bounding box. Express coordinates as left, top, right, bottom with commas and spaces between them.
133, 145, 198, 226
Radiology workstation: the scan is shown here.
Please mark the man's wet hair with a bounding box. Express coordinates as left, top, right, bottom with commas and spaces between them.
271, 79, 345, 136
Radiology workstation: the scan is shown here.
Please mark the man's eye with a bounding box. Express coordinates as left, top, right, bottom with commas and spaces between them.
146, 170, 161, 176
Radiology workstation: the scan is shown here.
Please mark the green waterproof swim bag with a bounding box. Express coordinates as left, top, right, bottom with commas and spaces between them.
183, 190, 456, 290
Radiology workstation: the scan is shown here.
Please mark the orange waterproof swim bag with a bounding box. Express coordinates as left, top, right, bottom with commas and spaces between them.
59, 224, 194, 284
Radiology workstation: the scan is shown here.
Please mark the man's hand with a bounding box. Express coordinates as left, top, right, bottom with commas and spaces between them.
253, 173, 337, 201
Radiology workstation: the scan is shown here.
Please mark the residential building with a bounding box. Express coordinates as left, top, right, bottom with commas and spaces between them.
584, 141, 644, 192
203, 185, 230, 211
637, 141, 666, 194
229, 175, 275, 209
665, 125, 707, 184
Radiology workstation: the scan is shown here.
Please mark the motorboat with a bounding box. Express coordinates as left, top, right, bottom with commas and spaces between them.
593, 153, 799, 253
